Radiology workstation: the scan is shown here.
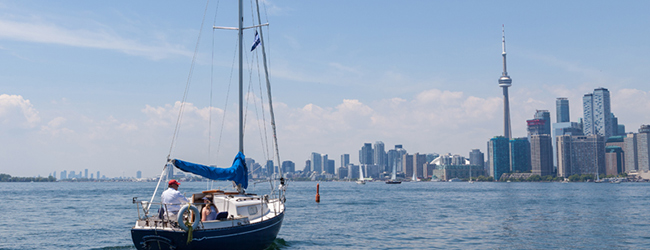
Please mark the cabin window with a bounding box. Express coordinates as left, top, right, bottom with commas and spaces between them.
248, 205, 258, 215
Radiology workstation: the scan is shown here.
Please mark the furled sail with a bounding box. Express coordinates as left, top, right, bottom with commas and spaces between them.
172, 152, 248, 189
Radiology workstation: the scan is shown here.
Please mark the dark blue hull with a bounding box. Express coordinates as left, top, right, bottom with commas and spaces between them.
131, 212, 284, 250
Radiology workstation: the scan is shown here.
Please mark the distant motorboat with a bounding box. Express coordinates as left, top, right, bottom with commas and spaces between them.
385, 180, 401, 184
448, 178, 463, 182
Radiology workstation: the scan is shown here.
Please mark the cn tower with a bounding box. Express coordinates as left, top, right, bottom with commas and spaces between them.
498, 25, 512, 139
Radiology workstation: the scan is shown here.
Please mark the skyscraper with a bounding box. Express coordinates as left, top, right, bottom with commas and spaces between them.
488, 136, 510, 180
359, 143, 373, 165
498, 25, 513, 139
310, 153, 322, 173
556, 97, 570, 123
534, 110, 551, 135
530, 134, 553, 176
340, 154, 350, 168
469, 149, 485, 169
583, 88, 613, 139
510, 137, 531, 173
373, 141, 387, 172
624, 133, 638, 172
556, 135, 605, 177
637, 125, 650, 172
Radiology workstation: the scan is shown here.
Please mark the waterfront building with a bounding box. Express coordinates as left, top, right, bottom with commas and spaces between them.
530, 134, 553, 176
624, 133, 638, 172
498, 26, 513, 140
510, 137, 531, 173
403, 154, 414, 179
430, 165, 486, 181
556, 135, 605, 177
605, 146, 624, 176
85, 169, 88, 179
387, 145, 407, 173
637, 125, 650, 172
556, 97, 570, 123
359, 143, 373, 165
469, 149, 485, 169
340, 154, 349, 169
136, 171, 142, 179
320, 154, 329, 174
327, 159, 335, 175
310, 152, 322, 173
583, 88, 614, 139
265, 160, 274, 177
304, 159, 311, 173
373, 141, 387, 172
414, 153, 427, 179
488, 136, 510, 180
347, 164, 360, 179
97, 171, 100, 180
337, 166, 348, 180
282, 160, 295, 173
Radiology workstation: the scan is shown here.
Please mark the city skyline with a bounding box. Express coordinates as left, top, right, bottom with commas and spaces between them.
2, 1, 650, 177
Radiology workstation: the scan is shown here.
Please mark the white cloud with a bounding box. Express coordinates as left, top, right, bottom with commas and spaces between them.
0, 94, 40, 128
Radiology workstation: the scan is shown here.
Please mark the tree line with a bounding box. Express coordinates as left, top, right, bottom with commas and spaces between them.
0, 173, 56, 182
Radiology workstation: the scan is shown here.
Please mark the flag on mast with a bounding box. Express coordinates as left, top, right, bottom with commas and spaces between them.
251, 31, 261, 51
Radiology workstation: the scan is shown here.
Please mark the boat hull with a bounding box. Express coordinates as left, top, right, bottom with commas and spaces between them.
131, 212, 284, 250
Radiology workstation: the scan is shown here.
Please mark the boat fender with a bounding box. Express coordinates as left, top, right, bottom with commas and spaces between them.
177, 204, 201, 232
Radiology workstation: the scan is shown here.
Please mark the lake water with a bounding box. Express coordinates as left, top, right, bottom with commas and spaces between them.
2, 181, 650, 249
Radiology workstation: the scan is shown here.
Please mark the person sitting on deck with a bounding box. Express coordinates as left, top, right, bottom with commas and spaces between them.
201, 196, 219, 221
161, 179, 188, 217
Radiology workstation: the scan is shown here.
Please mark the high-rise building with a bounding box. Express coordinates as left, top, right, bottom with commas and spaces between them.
527, 119, 546, 137
530, 134, 553, 176
498, 26, 513, 139
373, 141, 387, 172
136, 171, 142, 179
359, 143, 373, 165
320, 154, 329, 174
488, 136, 510, 180
469, 149, 484, 169
583, 88, 613, 139
403, 154, 414, 179
337, 166, 348, 180
281, 160, 295, 173
327, 159, 335, 175
85, 169, 88, 179
534, 110, 551, 135
605, 146, 624, 176
340, 154, 350, 168
348, 164, 360, 179
624, 133, 638, 172
97, 171, 100, 180
265, 160, 274, 177
414, 153, 427, 179
60, 170, 67, 180
387, 145, 407, 172
556, 135, 605, 177
556, 97, 570, 123
310, 153, 322, 173
637, 125, 650, 172
510, 137, 531, 173
304, 159, 311, 172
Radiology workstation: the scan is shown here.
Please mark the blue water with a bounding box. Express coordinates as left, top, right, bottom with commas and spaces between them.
2, 181, 650, 249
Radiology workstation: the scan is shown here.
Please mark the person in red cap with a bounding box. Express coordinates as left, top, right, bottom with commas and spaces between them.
161, 179, 188, 217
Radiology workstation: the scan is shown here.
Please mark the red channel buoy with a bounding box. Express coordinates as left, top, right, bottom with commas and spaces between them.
315, 183, 320, 203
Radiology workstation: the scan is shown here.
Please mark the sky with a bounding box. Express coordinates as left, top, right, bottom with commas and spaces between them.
2, 1, 650, 178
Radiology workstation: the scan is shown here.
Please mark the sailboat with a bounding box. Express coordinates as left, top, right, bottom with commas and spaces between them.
385, 163, 401, 184
468, 165, 474, 183
356, 165, 366, 185
130, 1, 285, 249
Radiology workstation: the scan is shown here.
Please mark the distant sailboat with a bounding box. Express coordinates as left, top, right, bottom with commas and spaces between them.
386, 163, 401, 184
469, 165, 474, 183
356, 165, 366, 185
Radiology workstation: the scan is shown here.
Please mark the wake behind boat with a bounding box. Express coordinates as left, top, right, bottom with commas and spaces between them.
130, 1, 286, 249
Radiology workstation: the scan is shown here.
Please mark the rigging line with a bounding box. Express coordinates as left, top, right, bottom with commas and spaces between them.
256, 0, 282, 179
254, 36, 272, 164
168, 0, 211, 160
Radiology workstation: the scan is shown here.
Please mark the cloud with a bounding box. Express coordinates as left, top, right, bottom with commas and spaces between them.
0, 94, 40, 128
0, 18, 192, 60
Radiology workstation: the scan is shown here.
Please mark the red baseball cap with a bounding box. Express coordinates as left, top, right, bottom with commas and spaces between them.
168, 179, 180, 186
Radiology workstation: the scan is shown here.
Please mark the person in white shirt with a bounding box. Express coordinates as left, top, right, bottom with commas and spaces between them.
161, 179, 189, 217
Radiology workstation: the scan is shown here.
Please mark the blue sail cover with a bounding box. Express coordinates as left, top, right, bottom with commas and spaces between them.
172, 152, 248, 189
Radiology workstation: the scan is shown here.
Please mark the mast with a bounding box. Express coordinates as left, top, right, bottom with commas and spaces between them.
238, 0, 244, 153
